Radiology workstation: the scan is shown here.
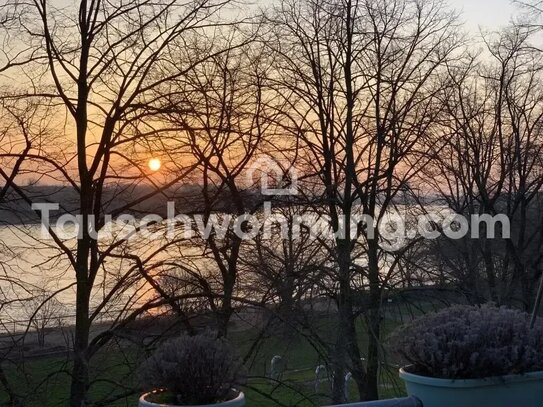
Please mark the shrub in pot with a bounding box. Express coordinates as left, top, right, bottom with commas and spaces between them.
138, 333, 244, 406
389, 304, 543, 407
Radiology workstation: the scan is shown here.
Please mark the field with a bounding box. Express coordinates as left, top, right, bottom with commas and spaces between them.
0, 299, 448, 406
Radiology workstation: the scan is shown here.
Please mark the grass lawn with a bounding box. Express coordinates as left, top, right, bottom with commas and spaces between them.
0, 308, 419, 406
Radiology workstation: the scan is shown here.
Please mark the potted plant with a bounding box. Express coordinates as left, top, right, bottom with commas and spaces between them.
389, 304, 543, 407
138, 333, 245, 406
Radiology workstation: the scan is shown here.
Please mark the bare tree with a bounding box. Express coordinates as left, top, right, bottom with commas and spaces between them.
263, 0, 462, 401
425, 26, 543, 308
240, 205, 329, 327
23, 288, 64, 347
155, 37, 288, 338
0, 1, 242, 405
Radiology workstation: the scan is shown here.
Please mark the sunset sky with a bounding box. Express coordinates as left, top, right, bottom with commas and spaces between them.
450, 0, 517, 32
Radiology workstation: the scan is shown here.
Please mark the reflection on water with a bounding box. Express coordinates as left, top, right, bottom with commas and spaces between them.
0, 205, 440, 330
0, 222, 209, 327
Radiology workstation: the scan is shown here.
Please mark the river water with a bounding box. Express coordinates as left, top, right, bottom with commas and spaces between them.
0, 204, 449, 331
0, 222, 204, 328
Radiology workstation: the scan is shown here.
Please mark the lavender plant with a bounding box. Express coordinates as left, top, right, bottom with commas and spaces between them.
139, 333, 242, 404
389, 304, 543, 379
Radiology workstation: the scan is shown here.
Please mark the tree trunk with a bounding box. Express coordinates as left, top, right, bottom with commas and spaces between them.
70, 244, 91, 407
365, 240, 381, 401
70, 181, 92, 406
331, 243, 351, 404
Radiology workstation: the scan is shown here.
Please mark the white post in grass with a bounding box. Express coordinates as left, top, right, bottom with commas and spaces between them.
270, 355, 282, 380
344, 371, 353, 401
315, 364, 327, 393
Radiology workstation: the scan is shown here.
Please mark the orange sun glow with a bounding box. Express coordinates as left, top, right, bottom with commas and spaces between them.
148, 158, 161, 172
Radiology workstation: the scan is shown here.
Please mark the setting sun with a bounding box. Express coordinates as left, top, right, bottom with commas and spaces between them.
148, 158, 161, 172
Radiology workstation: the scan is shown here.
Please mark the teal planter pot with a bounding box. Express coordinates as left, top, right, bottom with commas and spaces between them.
400, 367, 543, 407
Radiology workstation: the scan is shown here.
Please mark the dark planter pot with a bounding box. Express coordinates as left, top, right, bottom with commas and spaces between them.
138, 390, 245, 407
